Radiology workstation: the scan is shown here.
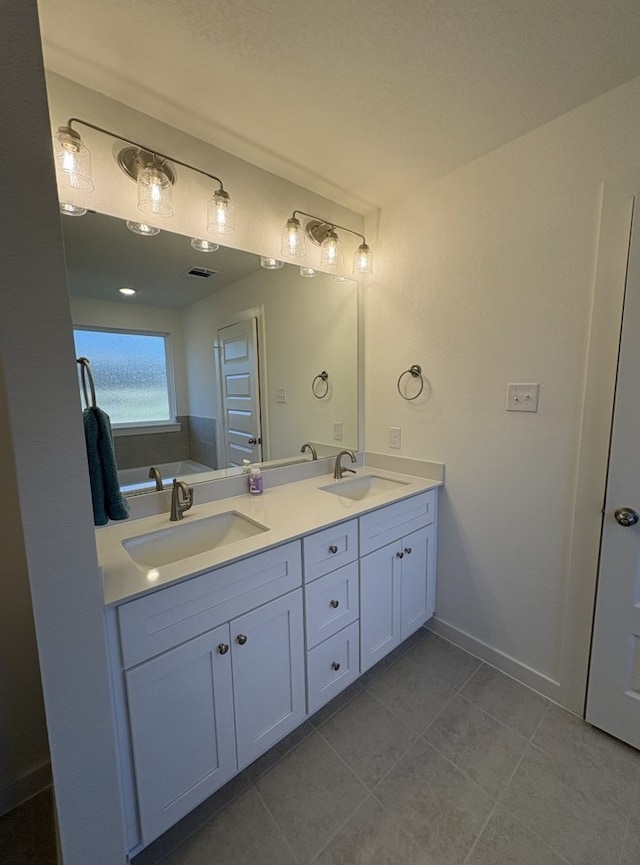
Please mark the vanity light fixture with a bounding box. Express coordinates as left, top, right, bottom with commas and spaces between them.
190, 238, 220, 253
300, 267, 318, 278
126, 220, 160, 237
282, 211, 374, 275
53, 118, 235, 237
118, 287, 136, 296
260, 256, 285, 270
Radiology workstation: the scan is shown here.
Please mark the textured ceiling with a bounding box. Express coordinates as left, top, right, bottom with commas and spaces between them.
38, 0, 640, 212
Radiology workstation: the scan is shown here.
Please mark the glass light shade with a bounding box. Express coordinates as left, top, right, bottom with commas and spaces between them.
59, 202, 87, 217
353, 242, 374, 276
281, 217, 305, 258
54, 126, 94, 192
137, 164, 174, 218
320, 230, 344, 268
300, 267, 317, 278
207, 189, 236, 236
191, 238, 220, 252
261, 256, 284, 270
126, 221, 160, 236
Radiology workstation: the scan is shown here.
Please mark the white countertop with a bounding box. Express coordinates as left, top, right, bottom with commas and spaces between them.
98, 466, 442, 606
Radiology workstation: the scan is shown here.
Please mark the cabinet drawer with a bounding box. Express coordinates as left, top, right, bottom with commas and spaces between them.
306, 621, 360, 715
305, 561, 359, 649
118, 541, 302, 668
359, 490, 436, 555
303, 519, 358, 582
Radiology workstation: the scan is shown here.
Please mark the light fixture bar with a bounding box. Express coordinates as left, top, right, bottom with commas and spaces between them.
62, 118, 228, 194
291, 210, 367, 247
284, 210, 373, 276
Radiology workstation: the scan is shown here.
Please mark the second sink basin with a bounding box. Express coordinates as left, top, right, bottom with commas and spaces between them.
319, 474, 410, 501
122, 511, 269, 568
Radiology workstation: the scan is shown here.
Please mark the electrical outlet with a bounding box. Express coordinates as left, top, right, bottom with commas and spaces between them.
506, 383, 539, 412
389, 427, 401, 449
276, 387, 287, 403
333, 422, 343, 441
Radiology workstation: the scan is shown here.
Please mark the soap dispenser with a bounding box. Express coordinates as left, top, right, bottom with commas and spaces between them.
248, 463, 263, 495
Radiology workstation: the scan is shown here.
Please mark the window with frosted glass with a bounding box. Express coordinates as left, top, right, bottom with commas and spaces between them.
73, 328, 173, 425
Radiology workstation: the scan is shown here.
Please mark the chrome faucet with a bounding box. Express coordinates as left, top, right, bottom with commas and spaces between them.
170, 478, 193, 521
300, 442, 318, 460
148, 466, 164, 491
333, 449, 357, 480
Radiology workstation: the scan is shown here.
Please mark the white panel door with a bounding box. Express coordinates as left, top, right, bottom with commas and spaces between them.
360, 541, 402, 672
400, 524, 434, 639
125, 624, 237, 845
231, 590, 305, 769
218, 318, 262, 467
587, 201, 640, 750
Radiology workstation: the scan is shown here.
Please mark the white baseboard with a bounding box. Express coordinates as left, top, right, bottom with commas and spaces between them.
0, 759, 52, 816
429, 617, 564, 706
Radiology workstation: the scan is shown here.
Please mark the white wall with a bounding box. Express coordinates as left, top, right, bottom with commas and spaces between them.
0, 2, 126, 861
70, 296, 189, 415
366, 75, 640, 711
182, 267, 358, 458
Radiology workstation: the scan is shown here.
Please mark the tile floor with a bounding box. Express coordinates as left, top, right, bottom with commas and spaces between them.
3, 630, 639, 865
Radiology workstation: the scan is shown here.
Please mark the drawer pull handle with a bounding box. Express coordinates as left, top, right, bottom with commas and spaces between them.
236, 634, 248, 645
330, 599, 340, 609
404, 547, 412, 555
218, 643, 229, 655
396, 551, 404, 559
331, 661, 341, 671
329, 545, 338, 554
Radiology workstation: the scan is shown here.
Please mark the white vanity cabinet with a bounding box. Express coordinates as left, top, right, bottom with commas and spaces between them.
359, 491, 437, 672
116, 541, 305, 847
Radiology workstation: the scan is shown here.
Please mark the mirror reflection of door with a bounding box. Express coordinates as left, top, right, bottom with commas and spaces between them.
217, 318, 263, 467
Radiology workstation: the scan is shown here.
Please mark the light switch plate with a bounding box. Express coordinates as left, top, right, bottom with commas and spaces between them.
389, 427, 401, 448
333, 421, 343, 441
276, 387, 286, 403
506, 383, 539, 412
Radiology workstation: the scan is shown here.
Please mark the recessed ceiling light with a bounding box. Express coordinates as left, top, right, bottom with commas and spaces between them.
126, 220, 160, 236
333, 276, 348, 284
118, 287, 136, 296
300, 267, 318, 278
190, 238, 220, 252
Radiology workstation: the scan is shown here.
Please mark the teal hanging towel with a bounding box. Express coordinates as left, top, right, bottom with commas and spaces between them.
78, 357, 130, 526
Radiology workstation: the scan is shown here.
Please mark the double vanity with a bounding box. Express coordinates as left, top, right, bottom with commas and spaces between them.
99, 462, 441, 854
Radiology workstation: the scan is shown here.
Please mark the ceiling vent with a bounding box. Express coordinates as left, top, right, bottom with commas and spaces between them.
184, 266, 218, 279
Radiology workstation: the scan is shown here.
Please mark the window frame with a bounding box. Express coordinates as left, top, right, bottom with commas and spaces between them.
73, 325, 178, 431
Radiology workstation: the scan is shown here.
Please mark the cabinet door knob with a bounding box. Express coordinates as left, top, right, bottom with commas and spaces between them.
404, 547, 412, 555
236, 634, 248, 645
331, 661, 341, 671
217, 643, 229, 655
330, 599, 340, 608
329, 544, 338, 554
396, 551, 404, 559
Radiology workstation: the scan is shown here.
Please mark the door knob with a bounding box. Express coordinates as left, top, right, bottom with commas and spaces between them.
614, 507, 639, 527
248, 437, 260, 445
236, 634, 248, 645
217, 643, 229, 655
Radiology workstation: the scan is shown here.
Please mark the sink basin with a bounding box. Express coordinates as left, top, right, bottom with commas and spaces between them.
319, 474, 410, 502
122, 511, 269, 568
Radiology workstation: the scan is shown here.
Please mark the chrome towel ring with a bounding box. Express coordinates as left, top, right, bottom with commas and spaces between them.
397, 364, 424, 401
312, 370, 329, 399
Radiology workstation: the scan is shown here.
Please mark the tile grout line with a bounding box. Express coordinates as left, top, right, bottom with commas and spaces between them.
460, 702, 555, 865
615, 769, 639, 865
252, 781, 304, 865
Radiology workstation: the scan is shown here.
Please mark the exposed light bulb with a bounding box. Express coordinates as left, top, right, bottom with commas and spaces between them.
59, 202, 87, 217
138, 164, 173, 218
320, 229, 344, 268
126, 220, 160, 236
352, 242, 373, 276
261, 256, 284, 270
281, 216, 305, 258
207, 189, 236, 236
54, 126, 94, 192
191, 238, 220, 252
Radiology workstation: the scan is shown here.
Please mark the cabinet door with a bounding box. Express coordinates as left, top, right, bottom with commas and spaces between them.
360, 541, 402, 672
400, 524, 435, 639
125, 623, 236, 846
231, 590, 305, 769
